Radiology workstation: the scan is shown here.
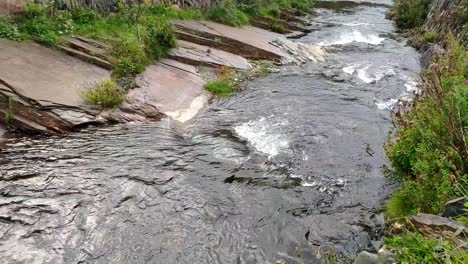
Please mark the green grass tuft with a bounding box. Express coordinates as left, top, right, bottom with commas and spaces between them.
204, 80, 237, 97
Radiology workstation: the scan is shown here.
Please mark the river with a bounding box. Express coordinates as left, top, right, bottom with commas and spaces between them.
0, 1, 421, 263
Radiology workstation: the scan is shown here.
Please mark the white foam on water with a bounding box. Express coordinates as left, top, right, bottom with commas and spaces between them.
343, 64, 395, 83
302, 181, 318, 187
342, 22, 371, 26
319, 30, 385, 46
403, 78, 420, 93
375, 98, 399, 110
357, 66, 375, 83
234, 116, 291, 157
342, 64, 358, 74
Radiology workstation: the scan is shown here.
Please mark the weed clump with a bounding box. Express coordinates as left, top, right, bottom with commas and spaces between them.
81, 79, 126, 108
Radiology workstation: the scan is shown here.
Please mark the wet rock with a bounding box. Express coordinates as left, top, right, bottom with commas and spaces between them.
353, 251, 377, 264
410, 213, 467, 233
442, 197, 467, 218
270, 38, 325, 64
419, 43, 445, 68
112, 59, 206, 125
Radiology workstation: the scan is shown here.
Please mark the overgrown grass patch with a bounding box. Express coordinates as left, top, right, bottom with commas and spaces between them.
81, 79, 126, 108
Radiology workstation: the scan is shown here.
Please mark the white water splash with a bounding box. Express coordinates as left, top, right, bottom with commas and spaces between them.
319, 30, 384, 46
403, 76, 420, 93
375, 98, 399, 110
343, 64, 395, 83
234, 116, 291, 157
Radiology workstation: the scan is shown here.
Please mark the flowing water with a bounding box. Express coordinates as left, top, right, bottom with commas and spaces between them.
0, 1, 421, 263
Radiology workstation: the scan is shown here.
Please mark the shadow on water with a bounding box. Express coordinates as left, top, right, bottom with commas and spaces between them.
0, 1, 420, 263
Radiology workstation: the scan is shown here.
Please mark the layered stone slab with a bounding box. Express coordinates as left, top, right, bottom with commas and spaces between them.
172, 20, 290, 60
0, 38, 110, 133
0, 39, 110, 107
169, 40, 251, 70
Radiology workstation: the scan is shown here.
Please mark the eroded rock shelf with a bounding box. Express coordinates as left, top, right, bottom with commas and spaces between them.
0, 14, 321, 136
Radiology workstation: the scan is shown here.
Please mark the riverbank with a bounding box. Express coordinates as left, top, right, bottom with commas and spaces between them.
0, 0, 323, 136
368, 0, 467, 262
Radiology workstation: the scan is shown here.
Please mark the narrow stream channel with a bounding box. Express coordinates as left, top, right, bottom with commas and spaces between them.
0, 1, 421, 263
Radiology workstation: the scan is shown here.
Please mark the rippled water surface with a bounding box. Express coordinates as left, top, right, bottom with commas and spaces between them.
0, 1, 421, 263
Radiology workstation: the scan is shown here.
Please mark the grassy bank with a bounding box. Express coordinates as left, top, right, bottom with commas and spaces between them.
385, 36, 467, 218
384, 0, 467, 262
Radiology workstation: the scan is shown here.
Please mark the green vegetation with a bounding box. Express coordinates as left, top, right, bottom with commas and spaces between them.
385, 231, 467, 264
207, 0, 250, 27
271, 23, 286, 33
385, 36, 468, 218
421, 31, 436, 43
81, 79, 126, 108
390, 0, 433, 30
0, 18, 23, 41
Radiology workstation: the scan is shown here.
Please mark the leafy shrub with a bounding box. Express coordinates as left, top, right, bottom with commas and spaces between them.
391, 0, 433, 30
385, 232, 467, 264
0, 19, 23, 41
111, 36, 148, 78
81, 79, 126, 108
385, 36, 468, 216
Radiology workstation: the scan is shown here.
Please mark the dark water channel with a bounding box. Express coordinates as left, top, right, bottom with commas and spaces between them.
0, 1, 421, 263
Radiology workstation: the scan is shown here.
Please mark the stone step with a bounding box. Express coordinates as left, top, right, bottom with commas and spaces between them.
284, 31, 308, 39
62, 36, 112, 62
171, 20, 288, 60
57, 45, 113, 70
74, 36, 112, 50
169, 40, 251, 70
250, 20, 295, 34
254, 16, 312, 33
